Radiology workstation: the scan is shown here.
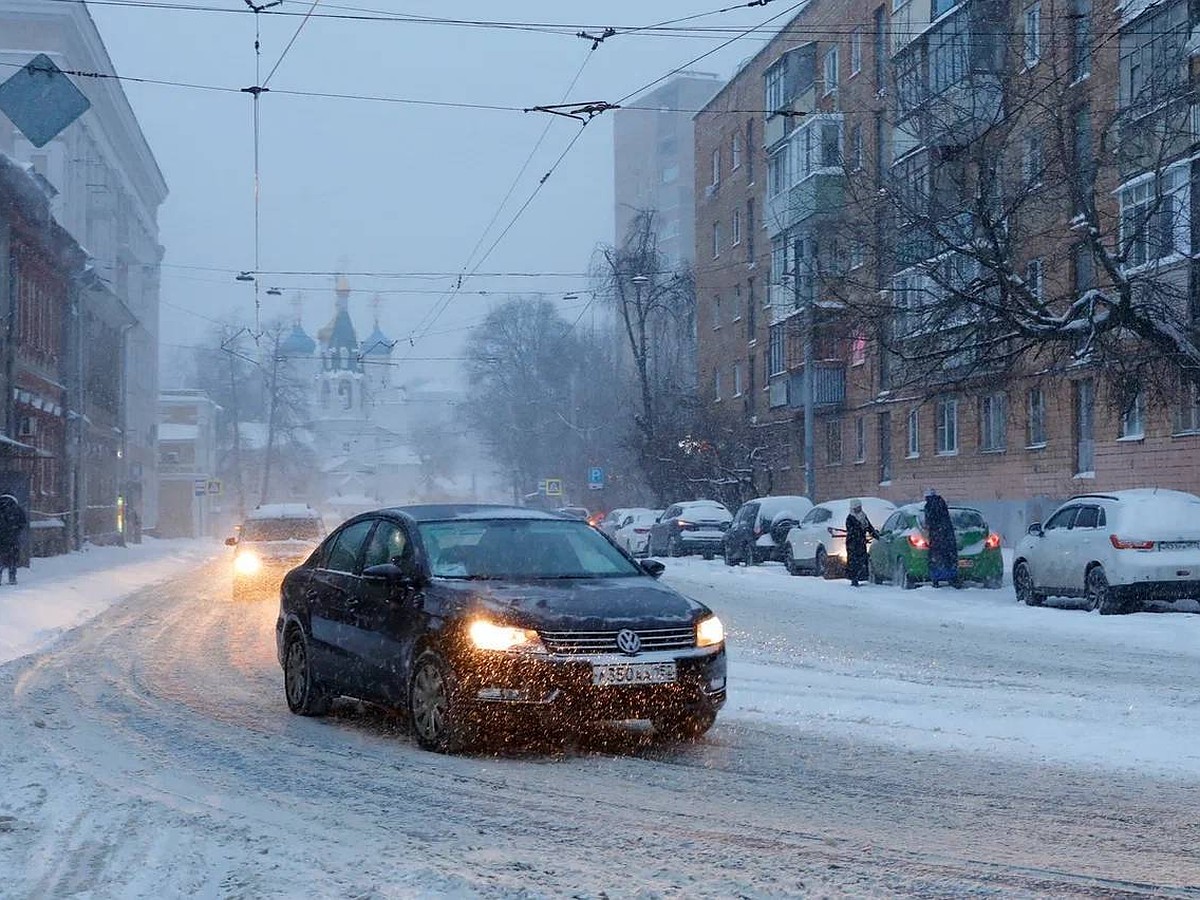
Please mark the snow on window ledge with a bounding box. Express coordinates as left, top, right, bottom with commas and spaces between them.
936, 450, 959, 457
906, 452, 919, 460
1025, 442, 1048, 451
980, 448, 1007, 455
1116, 433, 1144, 442
1073, 470, 1096, 479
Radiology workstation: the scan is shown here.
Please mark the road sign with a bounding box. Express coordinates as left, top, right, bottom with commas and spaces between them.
544, 478, 563, 497
0, 55, 91, 148
207, 479, 222, 496
537, 479, 547, 493
588, 466, 604, 490
193, 479, 207, 497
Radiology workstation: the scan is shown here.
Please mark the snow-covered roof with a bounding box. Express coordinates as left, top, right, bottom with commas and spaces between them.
159, 423, 199, 442
280, 322, 317, 356
753, 496, 813, 516
247, 503, 321, 520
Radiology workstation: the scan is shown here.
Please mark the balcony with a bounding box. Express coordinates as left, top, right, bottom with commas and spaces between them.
786, 361, 847, 410
767, 171, 844, 236
764, 84, 818, 149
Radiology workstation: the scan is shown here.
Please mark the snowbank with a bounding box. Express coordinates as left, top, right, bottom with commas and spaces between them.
0, 538, 216, 666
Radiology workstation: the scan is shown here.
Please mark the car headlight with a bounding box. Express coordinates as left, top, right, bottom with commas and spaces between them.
468, 618, 546, 654
696, 614, 725, 648
234, 550, 262, 576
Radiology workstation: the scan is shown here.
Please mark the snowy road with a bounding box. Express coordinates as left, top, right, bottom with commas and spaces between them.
1, 557, 1199, 898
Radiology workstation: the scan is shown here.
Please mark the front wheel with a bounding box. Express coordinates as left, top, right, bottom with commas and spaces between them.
1085, 566, 1125, 615
409, 650, 474, 753
652, 706, 716, 742
283, 629, 331, 716
814, 547, 828, 579
784, 544, 801, 576
723, 543, 737, 566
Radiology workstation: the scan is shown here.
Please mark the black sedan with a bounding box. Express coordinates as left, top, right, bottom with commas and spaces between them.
276, 504, 727, 753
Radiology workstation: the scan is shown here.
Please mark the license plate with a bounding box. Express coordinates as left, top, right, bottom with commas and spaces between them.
958, 558, 974, 569
592, 661, 677, 686
1160, 541, 1200, 551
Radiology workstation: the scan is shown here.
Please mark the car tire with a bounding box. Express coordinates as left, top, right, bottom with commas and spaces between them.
283, 628, 331, 717
1013, 562, 1043, 606
894, 556, 915, 590
668, 536, 685, 558
409, 650, 473, 754
784, 544, 801, 576
652, 706, 716, 742
814, 547, 828, 579
1085, 566, 1125, 615
723, 543, 737, 566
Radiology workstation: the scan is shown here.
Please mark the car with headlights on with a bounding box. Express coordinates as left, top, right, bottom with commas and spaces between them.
275, 504, 727, 753
1012, 489, 1200, 614
226, 504, 326, 601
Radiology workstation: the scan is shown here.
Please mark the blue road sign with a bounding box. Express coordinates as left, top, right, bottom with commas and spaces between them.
0, 55, 91, 148
588, 467, 604, 490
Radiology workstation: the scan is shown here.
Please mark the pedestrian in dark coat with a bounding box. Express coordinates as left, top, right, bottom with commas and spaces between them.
844, 499, 878, 587
923, 489, 958, 587
0, 494, 28, 584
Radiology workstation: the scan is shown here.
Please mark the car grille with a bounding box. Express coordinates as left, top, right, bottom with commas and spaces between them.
538, 626, 696, 655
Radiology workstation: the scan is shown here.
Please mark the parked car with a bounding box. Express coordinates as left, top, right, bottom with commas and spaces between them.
613, 508, 662, 557
555, 507, 590, 521
648, 501, 733, 559
868, 503, 1003, 589
598, 508, 635, 537
783, 497, 896, 576
276, 504, 727, 752
226, 503, 327, 602
1012, 489, 1200, 614
723, 496, 813, 565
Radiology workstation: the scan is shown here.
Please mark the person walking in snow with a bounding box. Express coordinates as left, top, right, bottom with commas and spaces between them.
0, 494, 28, 584
923, 488, 958, 588
844, 499, 878, 587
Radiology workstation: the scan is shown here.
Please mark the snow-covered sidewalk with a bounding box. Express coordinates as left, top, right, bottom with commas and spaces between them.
0, 538, 217, 666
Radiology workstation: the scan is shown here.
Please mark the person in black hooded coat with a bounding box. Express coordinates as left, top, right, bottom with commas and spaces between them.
923, 490, 958, 587
0, 494, 28, 584
844, 499, 878, 587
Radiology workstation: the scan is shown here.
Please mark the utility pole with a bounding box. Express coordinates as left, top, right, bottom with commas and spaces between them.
792, 235, 816, 500
259, 330, 282, 505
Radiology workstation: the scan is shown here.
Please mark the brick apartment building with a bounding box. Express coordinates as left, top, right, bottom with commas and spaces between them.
695, 0, 1200, 538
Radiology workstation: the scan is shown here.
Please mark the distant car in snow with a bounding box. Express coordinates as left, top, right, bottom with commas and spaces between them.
783, 497, 896, 577
555, 507, 590, 521
648, 500, 732, 559
276, 504, 726, 753
613, 508, 662, 558
597, 508, 636, 537
723, 496, 813, 566
226, 503, 326, 602
1012, 489, 1200, 615
868, 503, 1003, 590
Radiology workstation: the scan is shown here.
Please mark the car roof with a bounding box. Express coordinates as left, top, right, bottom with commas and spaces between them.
678, 499, 727, 508
246, 503, 321, 521
1067, 489, 1200, 504
382, 503, 564, 522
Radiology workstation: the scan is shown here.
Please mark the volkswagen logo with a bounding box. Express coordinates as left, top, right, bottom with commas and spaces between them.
615, 629, 642, 656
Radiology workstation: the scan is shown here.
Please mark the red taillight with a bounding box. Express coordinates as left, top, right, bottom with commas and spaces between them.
908, 533, 929, 550
985, 533, 1001, 550
1110, 534, 1155, 550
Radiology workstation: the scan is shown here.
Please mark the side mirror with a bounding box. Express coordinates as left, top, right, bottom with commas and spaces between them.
1028, 522, 1044, 537
640, 558, 666, 578
363, 559, 426, 587
224, 536, 238, 547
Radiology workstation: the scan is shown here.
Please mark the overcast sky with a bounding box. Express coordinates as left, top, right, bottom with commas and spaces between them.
89, 1, 780, 387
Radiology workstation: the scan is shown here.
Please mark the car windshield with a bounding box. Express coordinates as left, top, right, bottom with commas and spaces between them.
241, 518, 323, 542
419, 519, 643, 580
916, 509, 986, 531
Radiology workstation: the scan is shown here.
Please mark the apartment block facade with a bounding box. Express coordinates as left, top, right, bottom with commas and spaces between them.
696, 0, 1200, 538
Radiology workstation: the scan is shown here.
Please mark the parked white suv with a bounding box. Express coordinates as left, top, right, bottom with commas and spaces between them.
783, 497, 896, 577
1012, 489, 1200, 614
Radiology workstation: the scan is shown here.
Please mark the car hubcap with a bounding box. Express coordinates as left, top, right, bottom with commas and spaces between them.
412, 664, 447, 740
285, 640, 306, 706
1016, 567, 1030, 602
1088, 573, 1106, 610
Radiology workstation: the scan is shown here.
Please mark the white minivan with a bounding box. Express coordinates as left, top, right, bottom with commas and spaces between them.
1012, 489, 1200, 614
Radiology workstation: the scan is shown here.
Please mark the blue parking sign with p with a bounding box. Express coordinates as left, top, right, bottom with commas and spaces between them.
588, 467, 604, 490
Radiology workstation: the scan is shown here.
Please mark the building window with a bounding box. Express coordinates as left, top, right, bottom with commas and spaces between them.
823, 48, 839, 95
851, 29, 863, 75
1025, 258, 1043, 302
711, 147, 721, 187
734, 362, 744, 397
1071, 0, 1092, 82
980, 392, 1007, 451
936, 397, 958, 454
1028, 387, 1047, 446
732, 208, 742, 246
1120, 391, 1145, 439
768, 148, 787, 197
747, 277, 757, 333
929, 13, 968, 94
1072, 243, 1095, 297
1022, 132, 1043, 187
1120, 166, 1190, 268
1075, 378, 1095, 474
765, 55, 788, 113
714, 369, 722, 401
768, 323, 786, 375
855, 416, 867, 462
1023, 2, 1041, 66
712, 222, 721, 258
713, 296, 722, 329
827, 419, 843, 464
771, 237, 788, 287
850, 330, 867, 365
850, 123, 863, 171
907, 408, 920, 457
1174, 380, 1200, 434
1119, 0, 1189, 115
732, 132, 743, 170
1071, 103, 1094, 209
